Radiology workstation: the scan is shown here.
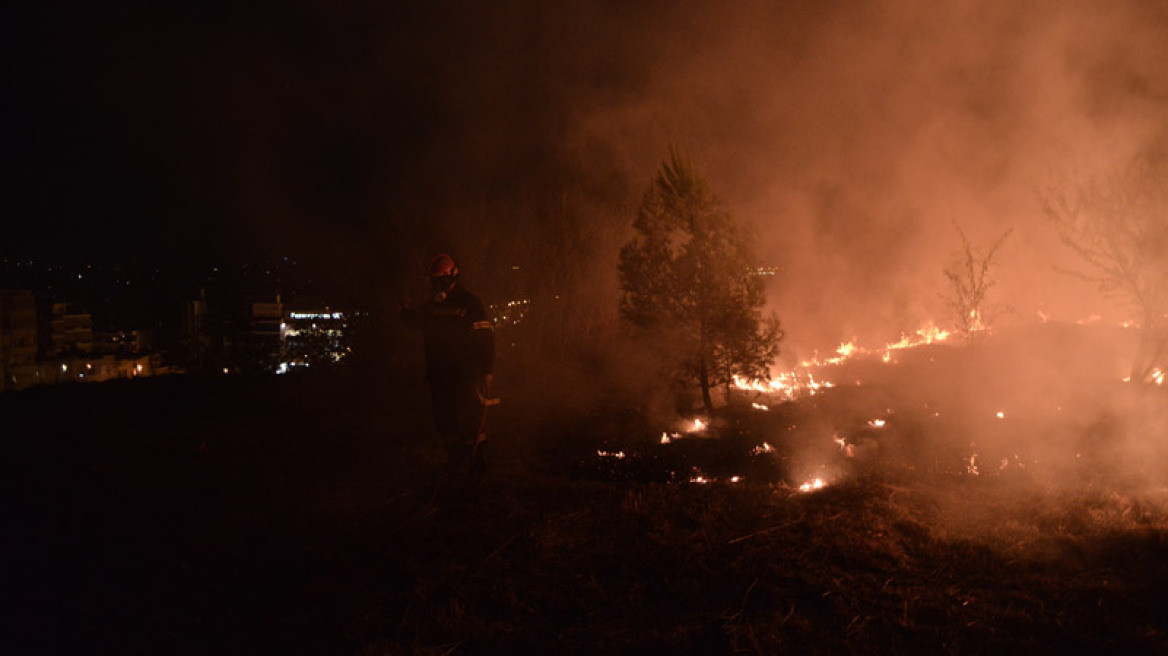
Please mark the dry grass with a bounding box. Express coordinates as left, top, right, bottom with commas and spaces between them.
3, 369, 1167, 655
340, 476, 1167, 656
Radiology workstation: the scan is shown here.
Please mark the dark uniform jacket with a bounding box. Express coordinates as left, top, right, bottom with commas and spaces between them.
401, 284, 494, 383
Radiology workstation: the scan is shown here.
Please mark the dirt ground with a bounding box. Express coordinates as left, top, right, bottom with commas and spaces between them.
3, 361, 1168, 655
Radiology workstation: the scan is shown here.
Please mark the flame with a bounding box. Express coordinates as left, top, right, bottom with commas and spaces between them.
732, 371, 833, 400
880, 321, 950, 362
867, 419, 886, 428
968, 309, 988, 333
751, 402, 769, 411
798, 321, 952, 369
660, 432, 672, 445
826, 341, 857, 365
1154, 368, 1165, 385
798, 478, 827, 493
691, 418, 706, 432
597, 450, 626, 459
733, 320, 957, 403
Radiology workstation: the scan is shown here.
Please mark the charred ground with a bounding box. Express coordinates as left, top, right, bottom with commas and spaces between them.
4, 325, 1168, 655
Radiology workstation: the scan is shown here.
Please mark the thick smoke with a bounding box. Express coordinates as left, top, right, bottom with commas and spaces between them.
328, 0, 1168, 363
551, 0, 1168, 357
8, 0, 1168, 483
343, 1, 1168, 486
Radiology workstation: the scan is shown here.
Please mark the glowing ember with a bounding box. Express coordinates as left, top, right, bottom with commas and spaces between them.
1154, 368, 1165, 385
689, 474, 711, 484
751, 402, 769, 411
597, 450, 626, 459
798, 478, 827, 493
996, 411, 1005, 419
750, 442, 774, 456
728, 476, 742, 483
867, 419, 886, 428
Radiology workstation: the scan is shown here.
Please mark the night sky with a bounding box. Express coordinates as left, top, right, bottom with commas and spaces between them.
5, 0, 1168, 356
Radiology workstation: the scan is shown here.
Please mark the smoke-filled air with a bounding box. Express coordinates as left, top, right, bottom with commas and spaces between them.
358, 0, 1168, 494
7, 0, 1168, 652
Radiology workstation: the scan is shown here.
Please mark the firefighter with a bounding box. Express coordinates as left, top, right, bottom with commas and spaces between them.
400, 254, 495, 474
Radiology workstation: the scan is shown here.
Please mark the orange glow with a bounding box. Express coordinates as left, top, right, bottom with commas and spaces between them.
735, 320, 953, 400
798, 478, 827, 493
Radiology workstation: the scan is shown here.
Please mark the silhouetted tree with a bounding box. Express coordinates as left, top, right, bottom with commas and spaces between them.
1043, 153, 1168, 383
619, 151, 782, 413
942, 223, 1012, 346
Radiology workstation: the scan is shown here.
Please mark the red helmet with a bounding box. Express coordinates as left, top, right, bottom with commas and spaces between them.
428, 254, 459, 279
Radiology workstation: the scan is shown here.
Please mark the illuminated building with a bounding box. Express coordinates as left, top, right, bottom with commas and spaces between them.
243, 295, 284, 373
93, 329, 155, 355
49, 302, 94, 355
279, 308, 351, 373
1, 291, 163, 392
0, 290, 38, 392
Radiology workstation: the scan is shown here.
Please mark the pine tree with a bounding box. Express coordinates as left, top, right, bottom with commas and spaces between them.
619, 151, 782, 413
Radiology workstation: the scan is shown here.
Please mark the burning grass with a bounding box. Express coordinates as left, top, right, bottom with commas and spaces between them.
5, 336, 1168, 654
